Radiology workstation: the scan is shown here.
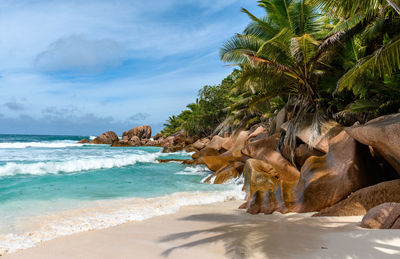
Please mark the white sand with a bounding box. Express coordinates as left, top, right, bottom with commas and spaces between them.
3, 200, 400, 259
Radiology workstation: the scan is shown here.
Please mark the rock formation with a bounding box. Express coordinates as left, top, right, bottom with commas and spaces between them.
314, 180, 400, 216
90, 131, 119, 144
346, 113, 400, 176
122, 125, 152, 140
361, 203, 400, 229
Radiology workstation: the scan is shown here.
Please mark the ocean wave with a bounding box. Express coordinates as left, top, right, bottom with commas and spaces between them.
0, 153, 159, 177
0, 188, 244, 255
0, 141, 84, 149
175, 166, 210, 176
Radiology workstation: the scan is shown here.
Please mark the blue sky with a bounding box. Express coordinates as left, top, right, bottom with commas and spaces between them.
0, 0, 263, 136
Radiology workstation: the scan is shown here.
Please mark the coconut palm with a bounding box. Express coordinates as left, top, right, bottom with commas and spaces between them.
220, 0, 340, 160
313, 0, 400, 119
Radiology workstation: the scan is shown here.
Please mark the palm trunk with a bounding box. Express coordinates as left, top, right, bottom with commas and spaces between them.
387, 0, 400, 15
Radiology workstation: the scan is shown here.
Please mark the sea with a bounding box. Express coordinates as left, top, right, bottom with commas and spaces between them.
0, 134, 243, 255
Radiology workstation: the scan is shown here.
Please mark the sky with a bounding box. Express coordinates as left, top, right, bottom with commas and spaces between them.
0, 0, 263, 136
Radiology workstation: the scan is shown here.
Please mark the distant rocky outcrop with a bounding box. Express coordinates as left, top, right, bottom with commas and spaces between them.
90, 131, 119, 144
122, 125, 152, 140
78, 138, 90, 144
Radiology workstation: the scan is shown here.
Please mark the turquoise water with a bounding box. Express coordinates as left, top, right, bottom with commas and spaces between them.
0, 134, 242, 254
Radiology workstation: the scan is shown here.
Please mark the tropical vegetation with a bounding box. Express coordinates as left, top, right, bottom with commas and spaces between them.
162, 0, 400, 155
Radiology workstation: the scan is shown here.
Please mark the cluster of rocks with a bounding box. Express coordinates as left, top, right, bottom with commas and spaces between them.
78, 125, 156, 147
79, 113, 400, 229
186, 112, 400, 229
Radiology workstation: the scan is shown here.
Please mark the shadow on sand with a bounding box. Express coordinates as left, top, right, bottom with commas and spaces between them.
159, 211, 400, 258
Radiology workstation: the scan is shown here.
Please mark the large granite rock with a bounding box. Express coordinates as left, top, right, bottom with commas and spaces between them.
294, 144, 324, 168
206, 135, 227, 152
281, 117, 343, 153
243, 159, 280, 205
90, 131, 119, 144
122, 125, 152, 140
361, 203, 400, 229
193, 138, 210, 150
314, 180, 400, 216
294, 130, 379, 213
214, 166, 239, 184
346, 113, 400, 176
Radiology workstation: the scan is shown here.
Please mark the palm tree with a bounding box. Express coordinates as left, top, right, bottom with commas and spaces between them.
220, 0, 338, 160
314, 0, 400, 119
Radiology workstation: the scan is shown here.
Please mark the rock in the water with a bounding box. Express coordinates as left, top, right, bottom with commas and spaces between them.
122, 125, 152, 140
314, 180, 400, 216
78, 138, 90, 144
90, 131, 119, 144
201, 156, 230, 172
294, 130, 379, 213
214, 166, 239, 184
346, 113, 400, 176
111, 140, 136, 147
361, 203, 400, 229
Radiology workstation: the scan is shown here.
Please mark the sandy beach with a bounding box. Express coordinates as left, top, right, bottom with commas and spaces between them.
2, 200, 400, 259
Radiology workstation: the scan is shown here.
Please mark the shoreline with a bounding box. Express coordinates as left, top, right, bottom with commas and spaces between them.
3, 200, 400, 259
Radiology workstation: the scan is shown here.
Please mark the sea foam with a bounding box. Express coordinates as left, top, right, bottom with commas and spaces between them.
0, 141, 85, 149
0, 152, 160, 177
0, 187, 244, 255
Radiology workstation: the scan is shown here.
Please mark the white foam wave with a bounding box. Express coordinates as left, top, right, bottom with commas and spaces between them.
0, 188, 245, 255
0, 153, 159, 177
0, 141, 84, 149
89, 136, 96, 140
175, 166, 210, 176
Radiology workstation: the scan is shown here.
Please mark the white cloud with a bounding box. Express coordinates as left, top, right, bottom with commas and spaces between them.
34, 35, 123, 73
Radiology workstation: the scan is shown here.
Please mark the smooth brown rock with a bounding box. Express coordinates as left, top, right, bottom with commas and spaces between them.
314, 180, 400, 216
199, 147, 221, 158
243, 159, 280, 202
247, 190, 265, 215
231, 131, 249, 160
361, 203, 400, 229
295, 131, 379, 213
247, 126, 267, 142
111, 140, 136, 147
172, 130, 188, 145
294, 144, 324, 168
214, 166, 239, 184
90, 131, 119, 144
281, 117, 343, 153
78, 138, 90, 144
201, 156, 230, 172
206, 136, 227, 152
153, 133, 163, 140
122, 125, 152, 140
241, 133, 280, 159
221, 137, 233, 151
346, 113, 400, 176
192, 138, 210, 150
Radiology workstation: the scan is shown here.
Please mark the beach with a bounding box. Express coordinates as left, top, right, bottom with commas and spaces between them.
3, 200, 400, 259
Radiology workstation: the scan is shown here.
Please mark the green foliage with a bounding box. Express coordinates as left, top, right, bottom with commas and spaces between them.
162, 0, 400, 149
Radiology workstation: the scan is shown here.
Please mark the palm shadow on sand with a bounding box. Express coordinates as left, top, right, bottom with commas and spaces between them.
158, 212, 400, 258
